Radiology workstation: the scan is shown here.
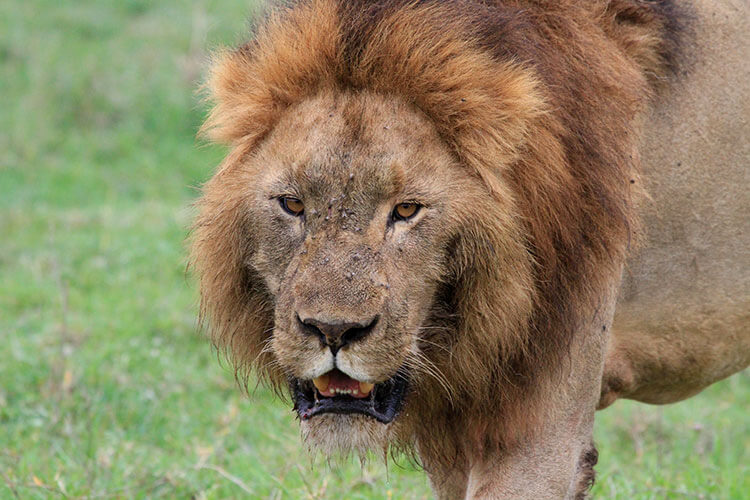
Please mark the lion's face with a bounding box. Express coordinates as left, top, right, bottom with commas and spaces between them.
236, 91, 486, 453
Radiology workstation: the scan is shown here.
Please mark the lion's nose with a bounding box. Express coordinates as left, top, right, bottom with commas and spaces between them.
297, 315, 379, 354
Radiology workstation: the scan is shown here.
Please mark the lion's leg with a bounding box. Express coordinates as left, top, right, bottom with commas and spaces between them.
427, 283, 618, 500
463, 429, 600, 500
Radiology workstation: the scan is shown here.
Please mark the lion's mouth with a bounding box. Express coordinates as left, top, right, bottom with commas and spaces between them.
292, 369, 408, 424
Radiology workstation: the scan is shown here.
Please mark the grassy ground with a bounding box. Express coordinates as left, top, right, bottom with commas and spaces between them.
1, 1, 747, 498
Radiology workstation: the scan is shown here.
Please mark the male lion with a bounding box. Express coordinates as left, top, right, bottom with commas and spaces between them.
191, 0, 749, 498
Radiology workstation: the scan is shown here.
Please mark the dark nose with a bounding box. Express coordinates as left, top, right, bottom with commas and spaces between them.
297, 315, 379, 354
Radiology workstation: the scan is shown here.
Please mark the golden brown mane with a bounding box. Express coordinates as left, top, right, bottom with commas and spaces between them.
193, 0, 687, 463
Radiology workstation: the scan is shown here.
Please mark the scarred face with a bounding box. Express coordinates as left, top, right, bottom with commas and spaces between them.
228, 90, 484, 453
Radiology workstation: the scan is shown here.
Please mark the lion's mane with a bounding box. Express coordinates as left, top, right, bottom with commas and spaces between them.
192, 0, 686, 463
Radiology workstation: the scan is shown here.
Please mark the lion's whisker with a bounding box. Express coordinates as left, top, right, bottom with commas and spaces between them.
415, 336, 452, 355
405, 350, 455, 407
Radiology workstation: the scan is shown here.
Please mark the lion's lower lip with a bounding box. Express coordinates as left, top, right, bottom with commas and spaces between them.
292, 371, 408, 424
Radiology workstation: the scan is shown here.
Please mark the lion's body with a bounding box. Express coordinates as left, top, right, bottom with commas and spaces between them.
191, 1, 749, 498
603, 0, 750, 408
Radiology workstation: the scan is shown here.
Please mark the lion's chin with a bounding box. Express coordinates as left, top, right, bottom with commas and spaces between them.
300, 413, 393, 458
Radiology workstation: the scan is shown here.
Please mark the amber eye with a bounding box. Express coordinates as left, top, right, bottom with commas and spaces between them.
279, 196, 304, 216
392, 202, 420, 222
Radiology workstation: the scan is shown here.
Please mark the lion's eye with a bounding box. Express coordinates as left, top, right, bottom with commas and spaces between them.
279, 196, 304, 216
392, 202, 420, 222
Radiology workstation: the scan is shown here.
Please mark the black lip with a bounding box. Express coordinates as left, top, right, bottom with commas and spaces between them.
292, 373, 408, 424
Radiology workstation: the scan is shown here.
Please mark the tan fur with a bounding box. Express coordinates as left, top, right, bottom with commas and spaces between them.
191, 1, 749, 498
600, 0, 750, 410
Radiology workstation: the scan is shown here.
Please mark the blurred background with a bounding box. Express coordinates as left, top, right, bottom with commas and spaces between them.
1, 1, 747, 498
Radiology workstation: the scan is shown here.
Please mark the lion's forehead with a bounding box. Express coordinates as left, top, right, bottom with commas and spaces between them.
297, 158, 398, 207
257, 91, 458, 207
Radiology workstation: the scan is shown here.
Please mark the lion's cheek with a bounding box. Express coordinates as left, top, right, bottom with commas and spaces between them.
335, 339, 410, 383
271, 333, 334, 380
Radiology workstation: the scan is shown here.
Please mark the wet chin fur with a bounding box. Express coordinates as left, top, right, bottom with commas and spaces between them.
301, 413, 392, 458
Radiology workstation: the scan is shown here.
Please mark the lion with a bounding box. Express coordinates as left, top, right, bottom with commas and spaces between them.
190, 1, 749, 498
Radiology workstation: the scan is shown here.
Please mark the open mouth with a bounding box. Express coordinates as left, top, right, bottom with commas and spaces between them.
292, 369, 408, 424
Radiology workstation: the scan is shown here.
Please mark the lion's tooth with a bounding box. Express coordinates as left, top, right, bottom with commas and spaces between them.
358, 381, 375, 395
313, 373, 330, 392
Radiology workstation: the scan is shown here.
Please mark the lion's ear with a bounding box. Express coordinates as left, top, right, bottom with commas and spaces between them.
602, 0, 689, 86
189, 154, 280, 391
199, 1, 340, 148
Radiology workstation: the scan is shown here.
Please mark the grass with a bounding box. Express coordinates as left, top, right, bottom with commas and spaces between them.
1, 1, 747, 498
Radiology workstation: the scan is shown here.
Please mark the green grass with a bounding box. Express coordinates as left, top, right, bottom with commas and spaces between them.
1, 1, 747, 498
